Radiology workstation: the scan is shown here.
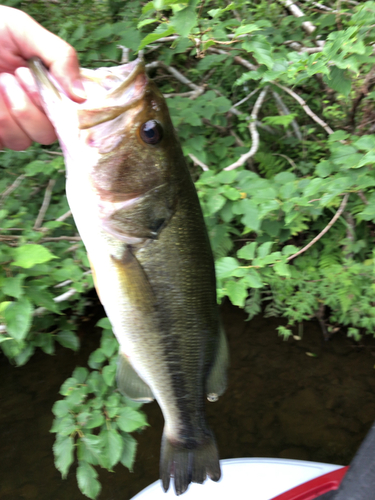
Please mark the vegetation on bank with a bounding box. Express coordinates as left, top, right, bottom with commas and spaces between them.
1, 0, 375, 497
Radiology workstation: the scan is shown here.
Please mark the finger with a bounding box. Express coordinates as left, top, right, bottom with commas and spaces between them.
15, 66, 44, 109
4, 7, 86, 102
0, 72, 57, 147
0, 88, 31, 151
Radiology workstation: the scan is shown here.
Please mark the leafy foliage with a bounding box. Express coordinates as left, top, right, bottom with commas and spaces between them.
2, 0, 375, 497
51, 319, 146, 498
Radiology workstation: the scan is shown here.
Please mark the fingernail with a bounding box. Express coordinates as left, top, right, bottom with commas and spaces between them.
71, 79, 87, 100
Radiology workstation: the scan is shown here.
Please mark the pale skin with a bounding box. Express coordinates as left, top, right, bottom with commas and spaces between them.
0, 6, 86, 151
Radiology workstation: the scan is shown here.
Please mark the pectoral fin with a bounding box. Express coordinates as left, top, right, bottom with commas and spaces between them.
117, 351, 154, 403
206, 322, 229, 402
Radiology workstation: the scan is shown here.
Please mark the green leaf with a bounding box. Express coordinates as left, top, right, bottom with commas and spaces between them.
323, 67, 351, 96
120, 433, 137, 470
117, 407, 148, 433
77, 461, 101, 500
237, 242, 257, 260
102, 364, 116, 386
215, 257, 239, 279
274, 261, 291, 277
3, 297, 33, 341
96, 317, 112, 330
101, 336, 118, 358
233, 24, 260, 37
56, 330, 80, 351
88, 348, 107, 369
52, 399, 71, 418
60, 377, 78, 396
12, 244, 57, 269
258, 241, 273, 259
243, 269, 263, 288
170, 4, 197, 38
138, 25, 176, 50
226, 279, 248, 307
53, 435, 74, 479
3, 275, 24, 299
100, 429, 124, 469
73, 367, 89, 384
14, 343, 35, 366
85, 411, 105, 429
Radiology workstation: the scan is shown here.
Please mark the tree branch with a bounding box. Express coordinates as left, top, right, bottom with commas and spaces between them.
146, 61, 205, 98
286, 193, 349, 262
272, 90, 302, 140
34, 179, 56, 230
188, 154, 210, 171
278, 0, 317, 34
0, 174, 25, 204
272, 81, 334, 135
224, 86, 269, 171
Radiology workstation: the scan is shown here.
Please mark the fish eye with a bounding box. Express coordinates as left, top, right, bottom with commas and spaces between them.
139, 120, 163, 145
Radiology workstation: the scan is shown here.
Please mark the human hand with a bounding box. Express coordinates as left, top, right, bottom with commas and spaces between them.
0, 6, 86, 151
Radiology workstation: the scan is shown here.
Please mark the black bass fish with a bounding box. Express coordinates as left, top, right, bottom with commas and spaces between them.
29, 55, 228, 495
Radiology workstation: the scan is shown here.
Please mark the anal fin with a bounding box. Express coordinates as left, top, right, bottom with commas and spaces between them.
117, 351, 154, 403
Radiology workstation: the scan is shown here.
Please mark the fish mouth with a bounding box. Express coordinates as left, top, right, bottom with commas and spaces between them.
29, 57, 147, 130
29, 56, 149, 156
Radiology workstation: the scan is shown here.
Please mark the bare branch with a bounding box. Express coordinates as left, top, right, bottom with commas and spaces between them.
146, 61, 204, 98
272, 81, 334, 135
278, 0, 317, 34
357, 190, 369, 205
56, 210, 72, 222
233, 88, 261, 108
224, 86, 269, 171
0, 280, 91, 333
272, 90, 302, 140
272, 153, 298, 170
207, 47, 258, 71
286, 193, 349, 262
284, 40, 324, 53
0, 174, 25, 203
34, 179, 56, 230
188, 154, 210, 171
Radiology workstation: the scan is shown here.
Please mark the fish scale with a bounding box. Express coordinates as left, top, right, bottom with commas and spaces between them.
29, 55, 229, 496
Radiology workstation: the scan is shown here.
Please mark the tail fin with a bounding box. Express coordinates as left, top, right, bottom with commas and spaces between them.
160, 430, 221, 495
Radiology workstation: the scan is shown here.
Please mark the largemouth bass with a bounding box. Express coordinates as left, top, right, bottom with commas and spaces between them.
29, 55, 228, 495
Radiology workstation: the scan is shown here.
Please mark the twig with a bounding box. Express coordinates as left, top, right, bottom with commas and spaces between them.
284, 40, 324, 53
34, 179, 56, 230
233, 88, 261, 108
0, 283, 89, 333
207, 47, 257, 71
56, 210, 72, 222
45, 151, 63, 156
272, 82, 334, 135
0, 174, 25, 203
146, 61, 204, 98
188, 154, 210, 171
163, 91, 200, 98
306, 1, 333, 11
272, 153, 298, 170
286, 193, 349, 262
278, 0, 317, 34
272, 91, 302, 140
40, 236, 81, 242
357, 190, 368, 205
54, 270, 92, 289
0, 235, 81, 243
224, 86, 269, 171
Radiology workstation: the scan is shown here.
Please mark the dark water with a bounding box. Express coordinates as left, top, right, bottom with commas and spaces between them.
1, 301, 375, 499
